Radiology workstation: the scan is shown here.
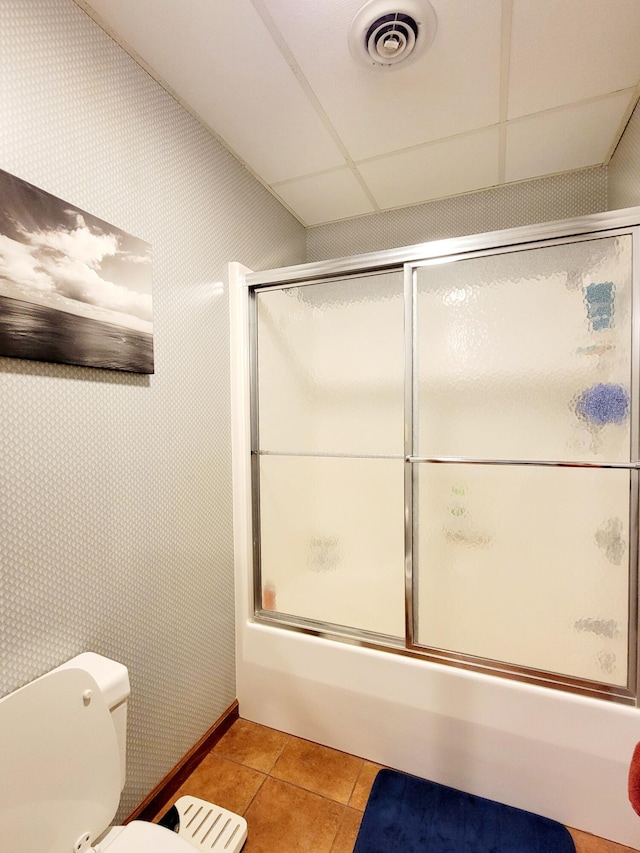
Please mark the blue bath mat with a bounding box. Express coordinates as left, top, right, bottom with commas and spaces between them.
353, 769, 576, 853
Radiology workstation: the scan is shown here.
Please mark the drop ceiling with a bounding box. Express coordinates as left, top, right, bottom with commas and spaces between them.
77, 0, 640, 227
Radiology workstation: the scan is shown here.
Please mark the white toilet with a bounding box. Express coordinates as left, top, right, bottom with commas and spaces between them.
0, 652, 247, 853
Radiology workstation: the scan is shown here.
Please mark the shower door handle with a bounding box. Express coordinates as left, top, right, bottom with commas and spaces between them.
405, 456, 640, 470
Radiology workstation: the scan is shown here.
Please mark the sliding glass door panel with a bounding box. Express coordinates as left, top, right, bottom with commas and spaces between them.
256, 271, 404, 457
415, 236, 633, 463
259, 454, 405, 637
414, 463, 631, 686
249, 218, 639, 700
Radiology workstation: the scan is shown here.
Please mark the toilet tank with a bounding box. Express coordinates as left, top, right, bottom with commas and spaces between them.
1, 652, 131, 853
55, 652, 131, 790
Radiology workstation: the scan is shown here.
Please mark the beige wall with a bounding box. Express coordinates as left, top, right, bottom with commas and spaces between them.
0, 0, 305, 819
306, 94, 640, 264
307, 167, 608, 261
3, 0, 640, 824
609, 99, 640, 209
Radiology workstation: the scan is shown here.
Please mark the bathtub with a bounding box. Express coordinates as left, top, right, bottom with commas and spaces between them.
230, 245, 640, 849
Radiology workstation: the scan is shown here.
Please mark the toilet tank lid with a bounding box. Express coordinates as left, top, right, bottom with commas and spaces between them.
55, 652, 130, 710
0, 666, 121, 853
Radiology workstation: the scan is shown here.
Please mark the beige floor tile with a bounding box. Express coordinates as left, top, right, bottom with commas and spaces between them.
152, 722, 640, 853
348, 762, 383, 811
331, 807, 363, 853
271, 737, 364, 804
243, 776, 344, 853
171, 752, 265, 816
213, 718, 290, 772
569, 827, 640, 852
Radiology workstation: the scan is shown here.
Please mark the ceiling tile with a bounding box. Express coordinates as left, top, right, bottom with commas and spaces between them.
505, 91, 634, 183
262, 0, 503, 161
83, 0, 346, 184
273, 169, 376, 226
509, 0, 640, 119
82, 0, 640, 223
358, 126, 500, 209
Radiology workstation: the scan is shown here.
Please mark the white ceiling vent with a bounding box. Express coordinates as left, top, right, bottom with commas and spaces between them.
348, 0, 437, 70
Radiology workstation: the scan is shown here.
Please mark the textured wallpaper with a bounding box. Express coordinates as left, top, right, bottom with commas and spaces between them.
0, 0, 304, 819
608, 99, 640, 210
307, 167, 608, 261
2, 0, 635, 827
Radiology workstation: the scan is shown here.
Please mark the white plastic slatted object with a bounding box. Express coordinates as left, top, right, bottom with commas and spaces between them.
167, 796, 248, 852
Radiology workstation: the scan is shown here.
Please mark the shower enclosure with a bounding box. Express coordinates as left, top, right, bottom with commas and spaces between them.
245, 213, 639, 704
231, 211, 640, 846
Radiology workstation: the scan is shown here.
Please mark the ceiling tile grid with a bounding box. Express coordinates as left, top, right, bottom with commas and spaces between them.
80, 0, 640, 226
307, 167, 608, 261
77, 0, 347, 185
261, 0, 504, 160
358, 125, 501, 209
505, 90, 635, 183
608, 97, 640, 211
273, 167, 376, 226
507, 0, 640, 118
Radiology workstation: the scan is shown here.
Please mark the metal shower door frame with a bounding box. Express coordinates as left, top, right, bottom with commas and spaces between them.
246, 208, 640, 705
403, 227, 640, 703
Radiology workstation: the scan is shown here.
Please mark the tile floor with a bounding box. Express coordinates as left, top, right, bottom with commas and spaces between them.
156, 718, 639, 853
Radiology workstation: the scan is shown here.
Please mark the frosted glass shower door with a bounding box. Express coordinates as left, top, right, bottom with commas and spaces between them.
254, 271, 405, 637
412, 235, 635, 688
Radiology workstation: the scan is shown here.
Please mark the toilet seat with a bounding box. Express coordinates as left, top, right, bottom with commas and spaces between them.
101, 820, 198, 852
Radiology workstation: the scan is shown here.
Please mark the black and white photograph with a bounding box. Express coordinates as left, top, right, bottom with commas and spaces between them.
0, 168, 153, 373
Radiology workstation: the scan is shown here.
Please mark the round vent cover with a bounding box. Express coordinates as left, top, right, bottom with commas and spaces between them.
348, 0, 437, 70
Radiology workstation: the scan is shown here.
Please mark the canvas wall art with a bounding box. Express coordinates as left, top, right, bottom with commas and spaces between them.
0, 168, 153, 373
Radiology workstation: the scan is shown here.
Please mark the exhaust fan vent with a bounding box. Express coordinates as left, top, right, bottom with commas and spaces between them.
348, 0, 437, 70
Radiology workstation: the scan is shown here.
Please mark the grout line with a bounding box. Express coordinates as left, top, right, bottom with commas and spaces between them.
240, 771, 268, 817
216, 723, 362, 806
498, 0, 513, 185
208, 725, 363, 817
265, 740, 290, 775
345, 764, 363, 809
265, 773, 358, 807
177, 722, 636, 850
247, 0, 380, 212
71, 0, 307, 227
327, 802, 350, 853
604, 82, 640, 165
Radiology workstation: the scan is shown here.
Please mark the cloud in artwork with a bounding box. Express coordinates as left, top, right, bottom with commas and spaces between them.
1, 211, 152, 324
0, 233, 56, 293
32, 212, 120, 267
119, 249, 153, 265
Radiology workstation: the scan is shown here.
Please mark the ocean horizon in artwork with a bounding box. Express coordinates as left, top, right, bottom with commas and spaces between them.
0, 169, 153, 373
